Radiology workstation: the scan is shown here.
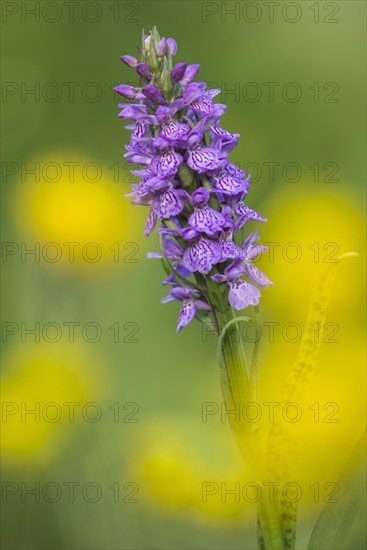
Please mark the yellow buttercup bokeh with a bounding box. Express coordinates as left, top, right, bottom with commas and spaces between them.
11, 154, 142, 267
1, 342, 101, 462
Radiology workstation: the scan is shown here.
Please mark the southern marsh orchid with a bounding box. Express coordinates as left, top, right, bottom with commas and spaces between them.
114, 27, 271, 334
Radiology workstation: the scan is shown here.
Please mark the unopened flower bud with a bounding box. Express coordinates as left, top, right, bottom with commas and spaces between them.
171, 63, 187, 83
136, 63, 152, 80
113, 84, 137, 99
181, 64, 200, 85
142, 84, 167, 105
120, 55, 138, 68
144, 35, 152, 52
157, 37, 167, 56
167, 38, 177, 56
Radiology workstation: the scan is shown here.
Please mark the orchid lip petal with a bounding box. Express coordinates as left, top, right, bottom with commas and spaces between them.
228, 279, 261, 310
182, 238, 221, 274
150, 151, 183, 178
215, 175, 248, 195
187, 147, 223, 174
177, 301, 196, 333
188, 207, 226, 236
158, 188, 185, 219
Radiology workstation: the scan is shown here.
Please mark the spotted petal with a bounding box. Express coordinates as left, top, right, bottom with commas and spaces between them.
187, 147, 223, 174
224, 161, 246, 181
219, 239, 243, 261
190, 98, 214, 115
228, 279, 261, 310
158, 189, 185, 219
150, 151, 183, 178
236, 205, 267, 224
177, 301, 197, 333
182, 239, 222, 274
215, 175, 248, 195
160, 122, 189, 141
144, 204, 158, 238
188, 207, 226, 236
131, 122, 147, 143
244, 263, 273, 288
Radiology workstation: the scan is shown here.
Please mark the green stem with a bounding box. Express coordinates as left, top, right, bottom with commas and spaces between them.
250, 304, 262, 401
205, 285, 285, 550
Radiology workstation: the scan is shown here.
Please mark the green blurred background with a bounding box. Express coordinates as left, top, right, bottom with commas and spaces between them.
1, 1, 366, 548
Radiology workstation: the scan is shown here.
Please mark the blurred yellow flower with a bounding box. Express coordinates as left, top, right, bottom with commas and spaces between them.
127, 417, 254, 524
11, 153, 145, 267
1, 342, 101, 462
261, 188, 365, 315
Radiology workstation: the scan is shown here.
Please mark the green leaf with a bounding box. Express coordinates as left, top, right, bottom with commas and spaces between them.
307, 431, 366, 549
265, 252, 359, 549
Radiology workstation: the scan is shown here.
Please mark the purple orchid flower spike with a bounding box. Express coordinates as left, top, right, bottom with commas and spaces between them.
114, 26, 271, 331
162, 286, 210, 333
